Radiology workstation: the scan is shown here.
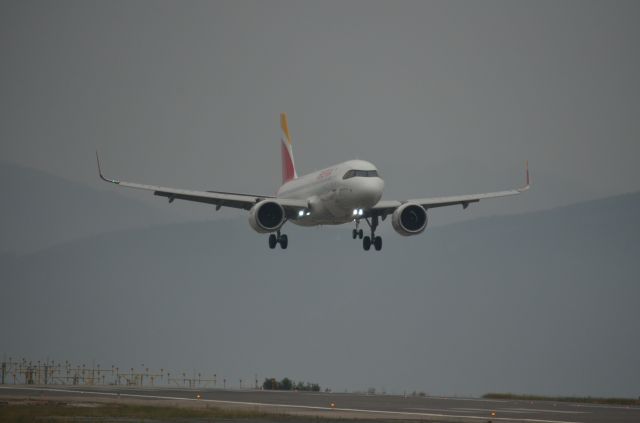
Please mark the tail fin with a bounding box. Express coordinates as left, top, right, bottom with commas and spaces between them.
280, 112, 298, 184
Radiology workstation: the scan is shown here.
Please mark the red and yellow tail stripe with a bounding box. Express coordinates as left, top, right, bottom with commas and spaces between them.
280, 113, 298, 184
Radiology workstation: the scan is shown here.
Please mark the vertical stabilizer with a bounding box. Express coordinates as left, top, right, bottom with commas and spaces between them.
280, 112, 298, 184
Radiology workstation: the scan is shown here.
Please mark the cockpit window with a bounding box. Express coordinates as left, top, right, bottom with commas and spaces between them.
343, 169, 379, 179
343, 170, 355, 179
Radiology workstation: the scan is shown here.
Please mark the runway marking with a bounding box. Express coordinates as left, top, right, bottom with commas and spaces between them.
572, 403, 640, 411
507, 408, 589, 415
428, 396, 510, 403
0, 386, 583, 423
453, 407, 588, 415
454, 407, 533, 414
406, 407, 479, 413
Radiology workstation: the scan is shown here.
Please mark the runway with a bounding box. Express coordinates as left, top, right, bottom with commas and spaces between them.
1, 385, 639, 423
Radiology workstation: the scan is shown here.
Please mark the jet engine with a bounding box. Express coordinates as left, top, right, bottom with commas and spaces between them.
391, 202, 428, 236
248, 200, 286, 233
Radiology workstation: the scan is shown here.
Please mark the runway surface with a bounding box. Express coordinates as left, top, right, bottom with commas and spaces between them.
1, 385, 639, 423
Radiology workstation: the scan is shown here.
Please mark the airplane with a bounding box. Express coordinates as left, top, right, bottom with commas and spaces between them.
97, 113, 529, 251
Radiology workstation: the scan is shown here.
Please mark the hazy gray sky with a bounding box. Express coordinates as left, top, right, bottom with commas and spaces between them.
2, 0, 639, 225
2, 1, 640, 398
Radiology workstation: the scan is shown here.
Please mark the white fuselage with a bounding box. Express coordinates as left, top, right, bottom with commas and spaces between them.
276, 159, 384, 226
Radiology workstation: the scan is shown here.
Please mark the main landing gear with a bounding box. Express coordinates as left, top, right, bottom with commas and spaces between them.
355, 216, 382, 251
268, 230, 288, 250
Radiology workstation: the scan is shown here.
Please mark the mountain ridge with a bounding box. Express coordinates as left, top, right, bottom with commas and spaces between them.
11, 188, 640, 258
2, 189, 638, 397
1, 160, 183, 254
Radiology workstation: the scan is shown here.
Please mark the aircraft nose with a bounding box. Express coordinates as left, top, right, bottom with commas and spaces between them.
360, 177, 384, 206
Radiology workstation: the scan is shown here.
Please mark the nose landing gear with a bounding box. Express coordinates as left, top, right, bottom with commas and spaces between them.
356, 215, 382, 251
352, 220, 364, 239
268, 230, 288, 249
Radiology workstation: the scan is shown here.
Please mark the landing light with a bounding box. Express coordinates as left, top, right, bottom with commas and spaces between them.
306, 211, 311, 216
358, 209, 364, 216
298, 210, 305, 217
353, 209, 358, 216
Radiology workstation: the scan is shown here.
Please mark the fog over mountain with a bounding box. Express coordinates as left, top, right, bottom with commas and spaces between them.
2, 192, 638, 397
0, 161, 185, 254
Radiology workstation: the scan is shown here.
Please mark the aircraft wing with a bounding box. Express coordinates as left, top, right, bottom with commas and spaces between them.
96, 153, 308, 212
372, 162, 530, 216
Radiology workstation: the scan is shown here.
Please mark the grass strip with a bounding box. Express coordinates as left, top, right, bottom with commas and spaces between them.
0, 401, 295, 423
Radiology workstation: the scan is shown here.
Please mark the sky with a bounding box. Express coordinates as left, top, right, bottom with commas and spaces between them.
1, 0, 639, 226
1, 0, 640, 398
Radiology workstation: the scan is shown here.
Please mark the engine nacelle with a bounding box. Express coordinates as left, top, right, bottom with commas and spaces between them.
391, 202, 428, 236
248, 200, 286, 233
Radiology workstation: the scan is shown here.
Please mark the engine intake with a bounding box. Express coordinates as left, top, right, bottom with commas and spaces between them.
392, 202, 428, 236
248, 200, 285, 233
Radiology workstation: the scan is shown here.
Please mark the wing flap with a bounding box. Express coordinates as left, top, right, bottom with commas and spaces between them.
97, 152, 308, 211
116, 180, 265, 209
411, 188, 521, 209
372, 161, 530, 214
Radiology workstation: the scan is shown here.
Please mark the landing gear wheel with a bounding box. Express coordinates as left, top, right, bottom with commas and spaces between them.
363, 236, 371, 251
373, 236, 382, 251
352, 229, 357, 239
360, 216, 381, 251
279, 234, 288, 249
268, 234, 277, 249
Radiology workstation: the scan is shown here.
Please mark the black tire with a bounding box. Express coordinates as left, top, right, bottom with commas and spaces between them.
268, 234, 277, 249
279, 234, 288, 249
374, 236, 382, 251
358, 229, 364, 239
352, 229, 357, 239
363, 236, 371, 251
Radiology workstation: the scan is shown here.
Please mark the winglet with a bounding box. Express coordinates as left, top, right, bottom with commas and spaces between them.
96, 151, 120, 184
518, 160, 530, 192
